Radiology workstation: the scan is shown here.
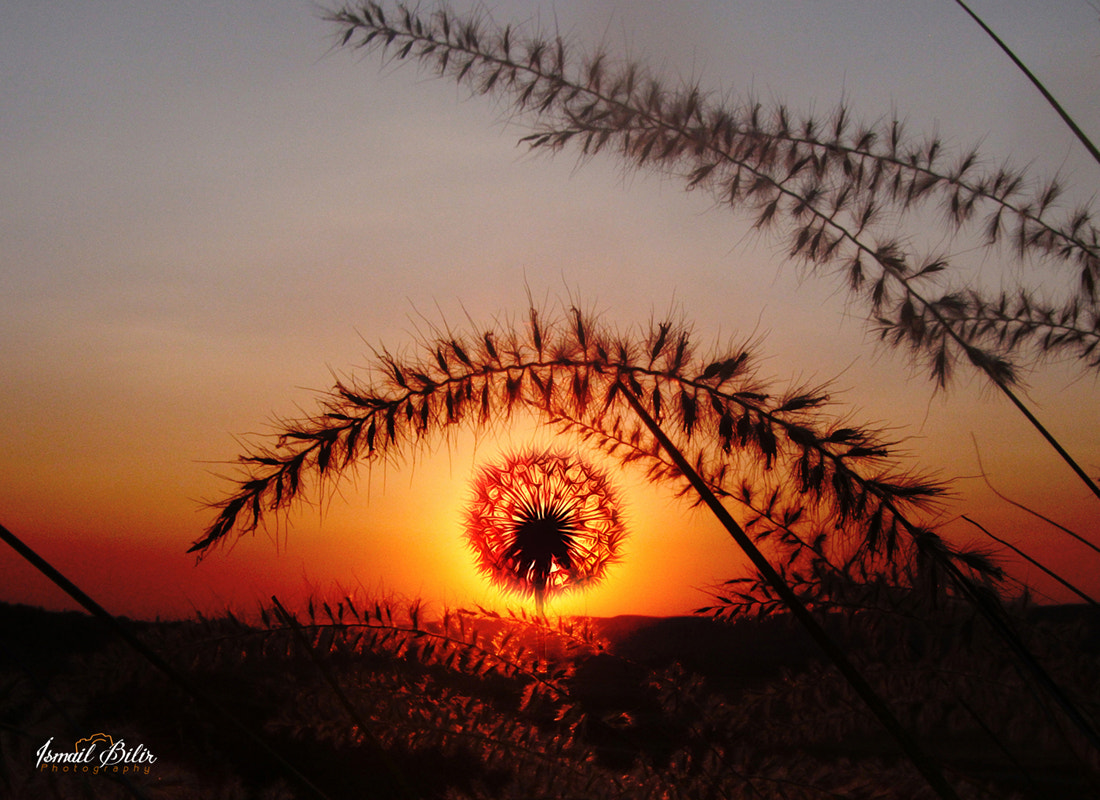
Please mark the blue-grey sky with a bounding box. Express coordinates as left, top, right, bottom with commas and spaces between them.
2, 1, 1098, 617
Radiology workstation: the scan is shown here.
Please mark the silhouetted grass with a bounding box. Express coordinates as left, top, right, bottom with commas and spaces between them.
2, 599, 1098, 798
324, 1, 1100, 504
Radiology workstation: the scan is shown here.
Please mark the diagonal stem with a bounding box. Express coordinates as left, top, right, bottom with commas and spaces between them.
617, 380, 962, 800
0, 521, 334, 800
973, 437, 1100, 556
994, 375, 1100, 502
953, 0, 1100, 168
961, 515, 1098, 607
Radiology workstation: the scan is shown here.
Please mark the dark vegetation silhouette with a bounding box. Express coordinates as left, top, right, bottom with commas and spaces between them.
3, 2, 1100, 798
4, 597, 1099, 799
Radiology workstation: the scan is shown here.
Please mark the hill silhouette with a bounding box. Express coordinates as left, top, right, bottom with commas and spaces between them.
2, 600, 1098, 798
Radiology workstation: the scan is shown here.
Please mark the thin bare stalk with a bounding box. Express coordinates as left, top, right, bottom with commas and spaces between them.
932, 541, 1100, 754
961, 516, 1098, 606
973, 438, 1100, 557
953, 0, 1100, 168
996, 380, 1100, 501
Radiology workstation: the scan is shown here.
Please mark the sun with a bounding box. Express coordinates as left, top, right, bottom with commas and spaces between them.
464, 448, 626, 612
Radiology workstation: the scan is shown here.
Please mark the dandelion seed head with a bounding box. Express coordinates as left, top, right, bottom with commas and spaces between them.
465, 448, 625, 604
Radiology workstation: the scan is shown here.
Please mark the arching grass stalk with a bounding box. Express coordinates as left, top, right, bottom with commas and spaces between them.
193, 302, 1100, 758
325, 2, 1100, 504
615, 381, 963, 800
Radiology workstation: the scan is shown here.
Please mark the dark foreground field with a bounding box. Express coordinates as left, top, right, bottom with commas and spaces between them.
1, 600, 1097, 799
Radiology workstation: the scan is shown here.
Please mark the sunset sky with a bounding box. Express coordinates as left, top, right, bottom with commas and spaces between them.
2, 0, 1098, 620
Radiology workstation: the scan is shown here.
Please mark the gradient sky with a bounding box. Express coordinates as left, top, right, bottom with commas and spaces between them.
2, 0, 1098, 620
